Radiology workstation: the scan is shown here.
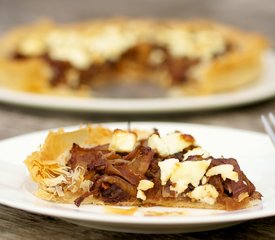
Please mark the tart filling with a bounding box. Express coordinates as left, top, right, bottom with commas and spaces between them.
11, 32, 231, 89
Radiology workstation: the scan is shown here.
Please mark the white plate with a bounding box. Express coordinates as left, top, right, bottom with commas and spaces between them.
0, 122, 275, 234
0, 51, 275, 113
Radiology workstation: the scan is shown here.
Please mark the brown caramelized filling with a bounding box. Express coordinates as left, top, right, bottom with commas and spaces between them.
67, 139, 260, 210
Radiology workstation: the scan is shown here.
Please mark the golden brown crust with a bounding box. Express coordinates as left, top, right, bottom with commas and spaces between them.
0, 18, 268, 97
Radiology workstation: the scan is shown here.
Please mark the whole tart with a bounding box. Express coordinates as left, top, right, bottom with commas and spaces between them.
0, 18, 268, 97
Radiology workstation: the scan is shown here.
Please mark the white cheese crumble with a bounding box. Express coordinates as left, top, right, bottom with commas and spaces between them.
201, 176, 208, 185
47, 31, 91, 69
137, 190, 146, 201
18, 37, 46, 56
183, 147, 210, 160
136, 179, 154, 201
148, 132, 194, 157
170, 160, 211, 194
158, 158, 179, 185
137, 179, 155, 191
108, 129, 137, 152
46, 26, 137, 68
86, 26, 136, 62
158, 158, 211, 194
187, 184, 219, 205
148, 134, 169, 156
159, 29, 226, 61
206, 164, 238, 182
17, 21, 227, 69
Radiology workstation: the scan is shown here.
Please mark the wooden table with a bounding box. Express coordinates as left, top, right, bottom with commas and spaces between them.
0, 0, 274, 239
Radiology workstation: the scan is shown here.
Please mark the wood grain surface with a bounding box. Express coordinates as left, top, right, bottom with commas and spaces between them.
0, 0, 274, 239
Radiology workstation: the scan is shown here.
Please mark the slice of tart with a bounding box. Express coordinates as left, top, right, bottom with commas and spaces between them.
24, 125, 261, 211
0, 18, 268, 97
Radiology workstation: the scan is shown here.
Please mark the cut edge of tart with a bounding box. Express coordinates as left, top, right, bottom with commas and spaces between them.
24, 125, 262, 211
0, 18, 268, 97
